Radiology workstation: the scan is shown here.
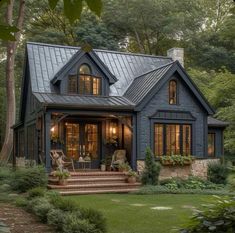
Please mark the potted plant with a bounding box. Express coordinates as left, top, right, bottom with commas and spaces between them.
127, 170, 138, 183
118, 162, 131, 172
52, 168, 70, 185
100, 159, 106, 171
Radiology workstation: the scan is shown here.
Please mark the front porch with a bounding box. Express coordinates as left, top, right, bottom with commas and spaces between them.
41, 109, 136, 172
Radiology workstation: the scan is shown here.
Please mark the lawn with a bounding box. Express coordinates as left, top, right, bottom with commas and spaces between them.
65, 194, 216, 233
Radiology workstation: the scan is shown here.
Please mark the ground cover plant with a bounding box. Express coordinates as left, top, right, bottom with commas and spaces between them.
181, 196, 235, 233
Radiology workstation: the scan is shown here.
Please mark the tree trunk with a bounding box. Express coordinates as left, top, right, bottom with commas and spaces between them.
0, 0, 25, 164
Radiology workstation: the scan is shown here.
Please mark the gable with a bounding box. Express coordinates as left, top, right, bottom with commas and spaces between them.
51, 49, 117, 86
125, 61, 214, 115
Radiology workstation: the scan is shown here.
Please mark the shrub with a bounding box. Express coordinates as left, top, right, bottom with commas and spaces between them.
27, 187, 46, 199
181, 196, 235, 233
207, 162, 229, 184
80, 207, 107, 233
49, 195, 78, 212
63, 212, 97, 233
0, 166, 13, 185
11, 166, 47, 192
227, 173, 235, 191
15, 197, 28, 208
30, 197, 54, 223
47, 208, 65, 231
141, 147, 161, 185
160, 176, 224, 191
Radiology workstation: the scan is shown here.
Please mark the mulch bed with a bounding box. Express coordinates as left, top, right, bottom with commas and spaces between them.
0, 203, 55, 233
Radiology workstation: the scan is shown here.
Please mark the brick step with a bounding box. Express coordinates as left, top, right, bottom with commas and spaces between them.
48, 177, 126, 185
48, 182, 141, 190
59, 188, 140, 195
49, 171, 126, 178
68, 171, 125, 176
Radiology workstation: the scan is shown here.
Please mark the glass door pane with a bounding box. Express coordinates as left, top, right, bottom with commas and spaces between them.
66, 123, 80, 160
84, 124, 98, 160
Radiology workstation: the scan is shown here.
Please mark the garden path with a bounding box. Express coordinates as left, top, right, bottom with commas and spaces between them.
0, 204, 54, 233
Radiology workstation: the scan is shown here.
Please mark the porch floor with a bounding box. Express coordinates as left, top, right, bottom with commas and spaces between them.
48, 171, 141, 195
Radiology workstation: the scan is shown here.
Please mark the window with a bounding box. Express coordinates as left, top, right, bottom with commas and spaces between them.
208, 133, 215, 157
154, 123, 191, 156
68, 64, 101, 95
169, 80, 177, 104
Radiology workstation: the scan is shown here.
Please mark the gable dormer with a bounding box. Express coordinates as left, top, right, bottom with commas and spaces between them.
51, 49, 117, 96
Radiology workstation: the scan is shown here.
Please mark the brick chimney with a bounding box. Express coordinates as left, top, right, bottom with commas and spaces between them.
167, 48, 184, 67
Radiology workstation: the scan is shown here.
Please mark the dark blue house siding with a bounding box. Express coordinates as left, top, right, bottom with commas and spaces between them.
137, 74, 208, 159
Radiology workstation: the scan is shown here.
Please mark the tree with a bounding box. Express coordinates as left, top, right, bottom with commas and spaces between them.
0, 0, 25, 163
0, 0, 103, 41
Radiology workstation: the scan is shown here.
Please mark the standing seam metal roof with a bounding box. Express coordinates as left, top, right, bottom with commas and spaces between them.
123, 62, 174, 104
27, 42, 172, 96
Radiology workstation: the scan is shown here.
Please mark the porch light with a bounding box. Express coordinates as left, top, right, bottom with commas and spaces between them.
110, 121, 117, 137
51, 127, 55, 132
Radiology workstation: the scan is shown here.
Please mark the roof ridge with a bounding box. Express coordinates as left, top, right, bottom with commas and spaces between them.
27, 41, 172, 60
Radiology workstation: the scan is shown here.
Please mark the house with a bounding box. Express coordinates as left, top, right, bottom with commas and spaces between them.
13, 42, 228, 178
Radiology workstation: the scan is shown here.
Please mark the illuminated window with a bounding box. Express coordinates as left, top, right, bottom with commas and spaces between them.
169, 80, 177, 104
208, 133, 215, 157
68, 64, 101, 95
154, 124, 191, 156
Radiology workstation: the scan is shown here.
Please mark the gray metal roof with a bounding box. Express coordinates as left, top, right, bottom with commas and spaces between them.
33, 92, 135, 110
123, 62, 174, 104
27, 42, 172, 96
208, 116, 229, 128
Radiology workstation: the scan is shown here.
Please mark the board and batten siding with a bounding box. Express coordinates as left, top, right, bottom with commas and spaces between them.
137, 73, 208, 160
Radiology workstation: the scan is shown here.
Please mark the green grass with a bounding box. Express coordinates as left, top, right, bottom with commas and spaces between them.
65, 194, 216, 233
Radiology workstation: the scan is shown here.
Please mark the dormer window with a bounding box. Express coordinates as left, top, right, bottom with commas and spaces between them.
68, 64, 101, 95
169, 80, 177, 105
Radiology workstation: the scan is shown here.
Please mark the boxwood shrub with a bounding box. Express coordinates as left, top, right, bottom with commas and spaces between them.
207, 162, 229, 184
11, 166, 47, 192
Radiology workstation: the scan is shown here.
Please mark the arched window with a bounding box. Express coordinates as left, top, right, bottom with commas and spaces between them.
68, 64, 101, 95
79, 64, 91, 75
169, 80, 177, 105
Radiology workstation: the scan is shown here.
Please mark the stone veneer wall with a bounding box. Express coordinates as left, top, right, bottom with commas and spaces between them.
137, 159, 220, 180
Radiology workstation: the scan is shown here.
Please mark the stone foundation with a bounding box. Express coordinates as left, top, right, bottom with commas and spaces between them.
137, 158, 220, 180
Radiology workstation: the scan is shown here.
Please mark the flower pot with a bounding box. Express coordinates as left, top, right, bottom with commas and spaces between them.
101, 164, 106, 172
127, 176, 136, 183
58, 178, 68, 186
161, 161, 173, 166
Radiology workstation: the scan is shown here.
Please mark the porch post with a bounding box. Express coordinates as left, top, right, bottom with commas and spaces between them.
131, 114, 137, 170
45, 112, 51, 173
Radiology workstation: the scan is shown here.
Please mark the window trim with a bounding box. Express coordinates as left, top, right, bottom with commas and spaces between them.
169, 80, 177, 105
153, 122, 192, 156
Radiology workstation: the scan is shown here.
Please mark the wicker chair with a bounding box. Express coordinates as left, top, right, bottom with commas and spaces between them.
50, 149, 75, 171
110, 149, 127, 170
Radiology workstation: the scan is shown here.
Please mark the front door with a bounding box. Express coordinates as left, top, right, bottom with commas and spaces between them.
65, 122, 100, 168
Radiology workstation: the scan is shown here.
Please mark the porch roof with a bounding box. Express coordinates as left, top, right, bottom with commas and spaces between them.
33, 92, 135, 110
208, 116, 229, 128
